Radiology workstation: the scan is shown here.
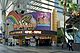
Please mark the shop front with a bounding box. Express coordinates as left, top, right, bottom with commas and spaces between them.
9, 30, 57, 46
7, 11, 58, 46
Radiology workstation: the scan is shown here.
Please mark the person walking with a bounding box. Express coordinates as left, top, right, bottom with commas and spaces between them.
61, 42, 64, 49
68, 42, 73, 51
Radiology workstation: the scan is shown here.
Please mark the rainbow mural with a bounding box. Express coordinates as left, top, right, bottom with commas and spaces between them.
6, 11, 22, 24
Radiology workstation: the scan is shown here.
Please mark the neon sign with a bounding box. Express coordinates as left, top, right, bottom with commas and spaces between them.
25, 31, 41, 34
13, 24, 36, 29
10, 31, 22, 35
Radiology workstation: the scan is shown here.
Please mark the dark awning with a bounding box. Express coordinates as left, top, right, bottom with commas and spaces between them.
9, 30, 57, 35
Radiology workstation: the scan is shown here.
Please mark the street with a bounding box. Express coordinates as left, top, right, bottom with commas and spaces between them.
0, 44, 80, 53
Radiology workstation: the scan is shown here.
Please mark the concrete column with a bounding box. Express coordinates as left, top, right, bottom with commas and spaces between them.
19, 36, 22, 46
51, 36, 57, 44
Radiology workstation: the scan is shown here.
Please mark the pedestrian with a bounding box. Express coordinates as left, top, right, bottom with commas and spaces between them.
61, 42, 64, 49
68, 42, 73, 51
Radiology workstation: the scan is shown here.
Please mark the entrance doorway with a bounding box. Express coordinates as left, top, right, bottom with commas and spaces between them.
39, 39, 51, 46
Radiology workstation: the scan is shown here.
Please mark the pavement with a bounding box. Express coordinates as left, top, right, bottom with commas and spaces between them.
0, 44, 80, 53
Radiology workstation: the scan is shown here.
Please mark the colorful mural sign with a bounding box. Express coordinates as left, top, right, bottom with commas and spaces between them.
36, 12, 50, 26
31, 12, 51, 30
6, 11, 22, 24
7, 11, 51, 30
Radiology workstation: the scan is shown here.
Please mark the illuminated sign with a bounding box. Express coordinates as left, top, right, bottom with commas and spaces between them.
25, 31, 32, 34
13, 24, 36, 29
25, 31, 41, 34
10, 31, 22, 35
34, 31, 41, 34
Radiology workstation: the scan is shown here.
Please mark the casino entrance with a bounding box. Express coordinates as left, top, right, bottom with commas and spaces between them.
25, 35, 52, 46
12, 35, 57, 46
9, 30, 57, 46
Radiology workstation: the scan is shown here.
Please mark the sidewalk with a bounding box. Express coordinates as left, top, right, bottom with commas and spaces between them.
4, 45, 80, 53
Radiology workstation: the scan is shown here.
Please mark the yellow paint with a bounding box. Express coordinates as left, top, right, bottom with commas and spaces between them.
51, 9, 58, 31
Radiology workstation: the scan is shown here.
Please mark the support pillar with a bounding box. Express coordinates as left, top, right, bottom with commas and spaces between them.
51, 36, 57, 46
19, 36, 22, 46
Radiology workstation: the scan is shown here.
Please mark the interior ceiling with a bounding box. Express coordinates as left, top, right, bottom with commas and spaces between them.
66, 15, 80, 29
14, 0, 42, 12
0, 0, 63, 13
0, 0, 80, 30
